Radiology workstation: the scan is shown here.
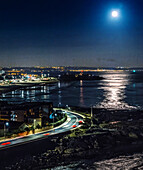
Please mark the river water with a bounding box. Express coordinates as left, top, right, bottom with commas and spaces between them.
0, 71, 143, 110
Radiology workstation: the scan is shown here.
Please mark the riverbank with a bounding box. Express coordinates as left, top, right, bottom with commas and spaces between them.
4, 107, 143, 169
0, 79, 58, 93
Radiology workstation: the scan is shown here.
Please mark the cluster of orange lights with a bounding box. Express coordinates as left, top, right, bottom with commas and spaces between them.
69, 69, 124, 72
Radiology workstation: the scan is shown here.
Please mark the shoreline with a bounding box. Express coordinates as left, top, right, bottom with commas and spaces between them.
0, 79, 58, 94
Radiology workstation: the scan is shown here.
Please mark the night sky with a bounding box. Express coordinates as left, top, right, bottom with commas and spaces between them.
0, 0, 143, 67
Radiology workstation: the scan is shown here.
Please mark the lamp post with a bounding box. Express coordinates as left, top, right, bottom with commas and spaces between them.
90, 106, 93, 127
4, 122, 9, 138
4, 123, 6, 138
53, 113, 55, 132
34, 119, 36, 129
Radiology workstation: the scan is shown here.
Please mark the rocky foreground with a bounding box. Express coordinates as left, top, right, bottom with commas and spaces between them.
4, 108, 143, 169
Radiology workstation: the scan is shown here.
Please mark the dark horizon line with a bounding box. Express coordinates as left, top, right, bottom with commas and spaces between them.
1, 66, 143, 69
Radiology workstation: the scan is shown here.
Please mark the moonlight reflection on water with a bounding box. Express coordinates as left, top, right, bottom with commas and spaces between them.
97, 73, 136, 109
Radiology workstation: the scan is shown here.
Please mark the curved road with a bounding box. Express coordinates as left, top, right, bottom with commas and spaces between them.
0, 111, 84, 150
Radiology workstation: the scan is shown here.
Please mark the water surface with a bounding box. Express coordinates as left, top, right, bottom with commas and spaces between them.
0, 71, 143, 110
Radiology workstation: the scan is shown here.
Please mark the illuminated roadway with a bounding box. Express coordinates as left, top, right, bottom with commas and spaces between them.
0, 111, 84, 150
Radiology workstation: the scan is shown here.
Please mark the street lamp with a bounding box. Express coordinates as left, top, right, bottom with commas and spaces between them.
58, 102, 61, 108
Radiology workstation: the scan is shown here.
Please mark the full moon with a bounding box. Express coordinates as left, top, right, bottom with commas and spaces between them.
112, 10, 118, 17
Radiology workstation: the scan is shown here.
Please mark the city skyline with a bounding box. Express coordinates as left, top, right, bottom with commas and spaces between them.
0, 0, 143, 67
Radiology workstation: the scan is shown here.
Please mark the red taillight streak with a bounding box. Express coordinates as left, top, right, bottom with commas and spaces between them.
44, 133, 50, 136
1, 142, 11, 145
